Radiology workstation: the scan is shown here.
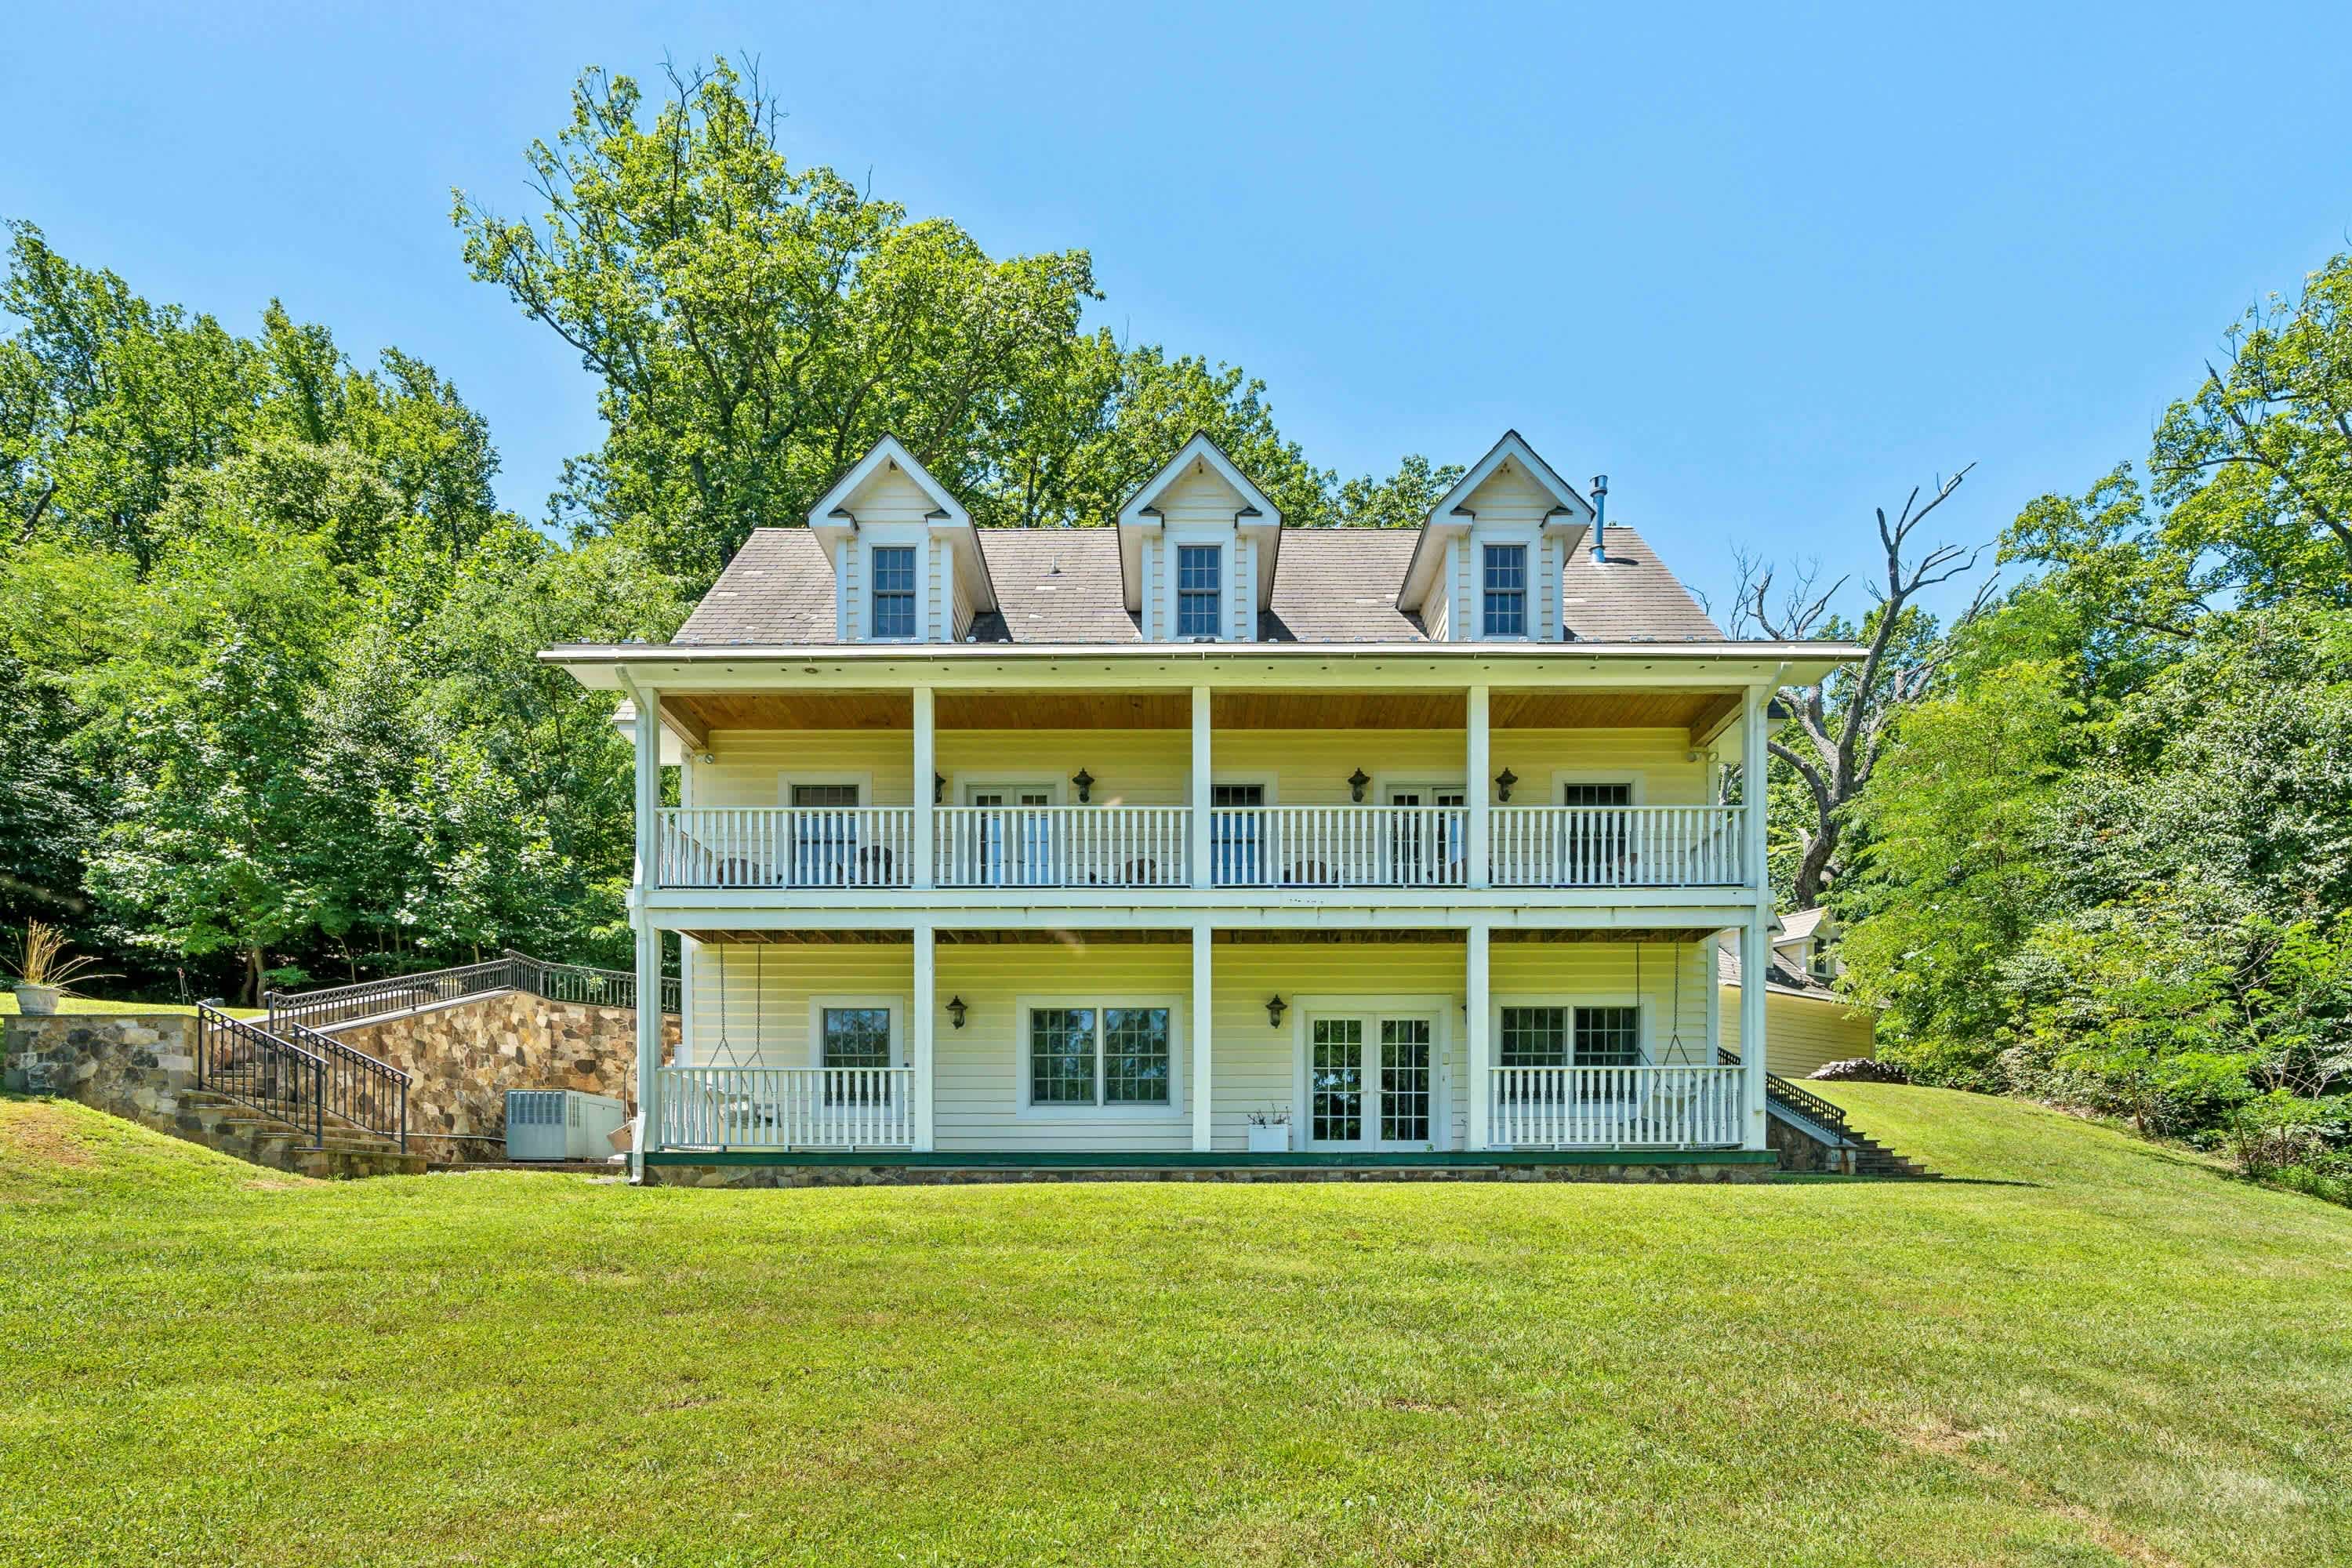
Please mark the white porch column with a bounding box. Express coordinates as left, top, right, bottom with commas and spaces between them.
1466, 681, 1491, 890
913, 922, 936, 1152
1190, 684, 1213, 889
1192, 921, 1214, 1151
630, 683, 663, 1170
1740, 683, 1773, 1150
1465, 920, 1492, 1149
912, 685, 935, 890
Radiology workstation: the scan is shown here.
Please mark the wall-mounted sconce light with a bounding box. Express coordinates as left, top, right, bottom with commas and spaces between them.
946, 995, 967, 1029
1348, 768, 1370, 803
1071, 768, 1094, 804
934, 772, 946, 805
1265, 994, 1288, 1028
1495, 768, 1519, 803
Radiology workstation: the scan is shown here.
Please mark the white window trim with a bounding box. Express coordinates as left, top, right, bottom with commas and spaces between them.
1548, 771, 1646, 807
1171, 537, 1228, 641
1012, 993, 1187, 1119
1479, 539, 1535, 642
1203, 771, 1279, 808
1492, 993, 1650, 1069
777, 772, 873, 808
1287, 993, 1455, 1152
952, 773, 1065, 807
866, 539, 924, 644
808, 993, 908, 1069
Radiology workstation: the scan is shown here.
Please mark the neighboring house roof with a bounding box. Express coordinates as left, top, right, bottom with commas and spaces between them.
1718, 940, 1862, 1006
1777, 907, 1830, 944
673, 522, 1720, 646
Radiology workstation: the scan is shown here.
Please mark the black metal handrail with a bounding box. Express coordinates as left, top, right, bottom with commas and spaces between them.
196, 1004, 326, 1149
283, 1018, 409, 1151
266, 949, 679, 1033
1717, 1047, 1853, 1138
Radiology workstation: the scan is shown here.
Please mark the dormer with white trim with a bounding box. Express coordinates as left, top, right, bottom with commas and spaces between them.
1397, 431, 1594, 642
1116, 433, 1283, 642
808, 435, 998, 643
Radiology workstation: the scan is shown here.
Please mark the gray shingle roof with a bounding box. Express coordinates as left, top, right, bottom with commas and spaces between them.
673, 522, 1726, 645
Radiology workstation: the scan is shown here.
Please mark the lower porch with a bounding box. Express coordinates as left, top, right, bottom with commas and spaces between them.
633, 925, 1772, 1164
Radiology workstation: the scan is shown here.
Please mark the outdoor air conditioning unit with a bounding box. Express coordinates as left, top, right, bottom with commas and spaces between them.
505, 1089, 626, 1161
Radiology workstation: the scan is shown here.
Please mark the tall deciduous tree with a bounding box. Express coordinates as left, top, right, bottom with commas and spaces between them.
1734, 465, 1987, 909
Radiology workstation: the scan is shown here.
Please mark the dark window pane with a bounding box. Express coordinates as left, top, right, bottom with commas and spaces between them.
1483, 543, 1526, 636
1562, 783, 1633, 807
1573, 1005, 1642, 1068
1380, 1018, 1431, 1142
1029, 1007, 1098, 1104
1311, 1018, 1363, 1142
873, 546, 917, 638
1102, 1008, 1171, 1104
1178, 544, 1221, 637
1499, 1007, 1569, 1068
822, 1006, 891, 1105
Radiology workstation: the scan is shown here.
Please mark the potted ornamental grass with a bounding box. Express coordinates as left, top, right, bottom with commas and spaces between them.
1246, 1107, 1293, 1153
5, 922, 118, 1016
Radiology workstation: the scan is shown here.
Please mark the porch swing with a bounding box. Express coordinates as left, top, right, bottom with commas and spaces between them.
1632, 939, 1702, 1145
695, 943, 774, 1145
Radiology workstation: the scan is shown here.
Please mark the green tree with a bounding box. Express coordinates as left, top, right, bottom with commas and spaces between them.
1335, 454, 1465, 528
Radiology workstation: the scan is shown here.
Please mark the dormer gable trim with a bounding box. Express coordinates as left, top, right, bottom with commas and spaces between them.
1116, 431, 1284, 615
807, 435, 997, 622
1398, 430, 1594, 615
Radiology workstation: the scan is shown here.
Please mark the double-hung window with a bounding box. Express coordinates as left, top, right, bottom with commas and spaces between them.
1177, 544, 1223, 638
871, 546, 917, 639
1027, 1005, 1174, 1109
1483, 543, 1527, 637
1499, 1004, 1642, 1102
821, 1005, 893, 1105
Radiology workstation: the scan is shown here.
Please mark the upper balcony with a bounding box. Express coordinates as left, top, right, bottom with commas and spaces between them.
654, 802, 1748, 892
623, 673, 1772, 911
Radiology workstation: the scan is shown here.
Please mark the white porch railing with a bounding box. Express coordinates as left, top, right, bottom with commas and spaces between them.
1487, 1065, 1744, 1147
655, 1065, 915, 1149
1209, 806, 1470, 888
935, 806, 1189, 888
656, 808, 914, 889
1487, 806, 1746, 887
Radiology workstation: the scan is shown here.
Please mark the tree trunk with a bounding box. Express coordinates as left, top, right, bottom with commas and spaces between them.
244, 945, 265, 1008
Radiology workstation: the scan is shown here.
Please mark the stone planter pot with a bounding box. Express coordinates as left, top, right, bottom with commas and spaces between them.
13, 984, 62, 1015
1246, 1122, 1291, 1153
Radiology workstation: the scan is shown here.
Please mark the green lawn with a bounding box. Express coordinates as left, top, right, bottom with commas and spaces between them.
3, 1087, 2347, 1567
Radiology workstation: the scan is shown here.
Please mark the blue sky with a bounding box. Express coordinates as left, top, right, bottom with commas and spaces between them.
6, 2, 2350, 622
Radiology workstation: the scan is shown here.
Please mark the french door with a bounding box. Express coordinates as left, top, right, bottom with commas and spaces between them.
965, 786, 1054, 885
1384, 786, 1468, 884
1306, 1012, 1441, 1149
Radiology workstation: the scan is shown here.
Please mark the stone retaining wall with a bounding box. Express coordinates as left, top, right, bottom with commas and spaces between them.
328, 993, 677, 1162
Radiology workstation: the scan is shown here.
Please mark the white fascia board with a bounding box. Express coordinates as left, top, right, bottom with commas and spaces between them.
548, 641, 1860, 692
1116, 432, 1284, 612
806, 436, 982, 599
1399, 430, 1596, 613
643, 891, 1763, 927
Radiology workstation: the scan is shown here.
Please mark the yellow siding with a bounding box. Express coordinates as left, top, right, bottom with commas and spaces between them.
1461, 462, 1557, 529
681, 936, 1715, 1152
843, 464, 938, 524
1157, 465, 1247, 528
1719, 985, 1877, 1078
689, 727, 1711, 811
691, 731, 915, 808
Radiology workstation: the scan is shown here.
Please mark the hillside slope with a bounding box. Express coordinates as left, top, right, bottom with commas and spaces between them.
3, 1087, 2347, 1567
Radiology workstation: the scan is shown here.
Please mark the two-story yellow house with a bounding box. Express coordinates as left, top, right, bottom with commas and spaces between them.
543, 430, 1858, 1184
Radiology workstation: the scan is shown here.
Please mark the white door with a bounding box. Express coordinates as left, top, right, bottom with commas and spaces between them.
1305, 1012, 1441, 1150
965, 786, 1053, 885
1384, 786, 1467, 885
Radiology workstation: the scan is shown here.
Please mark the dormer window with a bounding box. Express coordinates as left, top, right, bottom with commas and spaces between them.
872, 546, 917, 639
1178, 544, 1223, 637
1483, 544, 1527, 637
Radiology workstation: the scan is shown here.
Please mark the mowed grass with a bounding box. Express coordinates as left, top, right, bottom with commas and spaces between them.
2, 1089, 2347, 1567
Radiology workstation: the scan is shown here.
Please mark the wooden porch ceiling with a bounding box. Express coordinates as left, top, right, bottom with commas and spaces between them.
667, 688, 1746, 739
676, 927, 1728, 946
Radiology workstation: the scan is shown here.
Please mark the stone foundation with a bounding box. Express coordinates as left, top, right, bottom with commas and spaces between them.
644, 1156, 1777, 1189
